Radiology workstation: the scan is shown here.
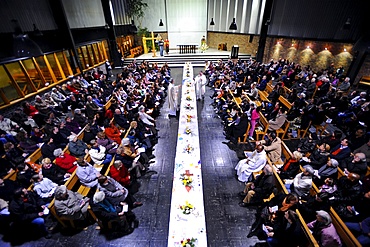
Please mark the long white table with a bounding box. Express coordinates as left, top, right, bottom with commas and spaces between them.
167, 63, 207, 247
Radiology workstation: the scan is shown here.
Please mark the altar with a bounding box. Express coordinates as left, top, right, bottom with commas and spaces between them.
177, 44, 198, 54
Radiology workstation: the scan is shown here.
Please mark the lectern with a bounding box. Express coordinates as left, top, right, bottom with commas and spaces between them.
231, 45, 239, 59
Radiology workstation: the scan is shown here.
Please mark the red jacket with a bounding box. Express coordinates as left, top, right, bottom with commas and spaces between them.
110, 165, 130, 186
55, 153, 77, 173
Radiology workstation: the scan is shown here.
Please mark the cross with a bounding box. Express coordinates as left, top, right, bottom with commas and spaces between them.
184, 170, 193, 177
141, 31, 160, 57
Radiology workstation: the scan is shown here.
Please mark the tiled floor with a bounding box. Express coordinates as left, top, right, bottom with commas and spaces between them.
0, 67, 260, 247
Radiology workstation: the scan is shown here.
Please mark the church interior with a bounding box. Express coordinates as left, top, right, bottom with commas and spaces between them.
0, 0, 369, 246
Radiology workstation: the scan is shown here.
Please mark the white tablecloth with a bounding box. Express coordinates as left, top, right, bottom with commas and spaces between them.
167, 63, 207, 247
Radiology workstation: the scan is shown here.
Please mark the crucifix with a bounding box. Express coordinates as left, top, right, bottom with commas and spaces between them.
142, 31, 160, 57
184, 170, 193, 177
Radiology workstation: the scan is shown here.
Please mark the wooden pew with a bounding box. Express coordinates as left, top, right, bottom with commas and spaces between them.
276, 119, 290, 140
267, 158, 319, 247
255, 113, 269, 141
278, 95, 292, 111
284, 142, 361, 247
3, 170, 17, 181
258, 90, 270, 103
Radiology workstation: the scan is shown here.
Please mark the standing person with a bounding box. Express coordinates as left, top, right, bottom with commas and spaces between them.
195, 71, 207, 100
164, 39, 169, 55
105, 60, 112, 77
168, 79, 178, 118
157, 38, 164, 57
249, 106, 261, 140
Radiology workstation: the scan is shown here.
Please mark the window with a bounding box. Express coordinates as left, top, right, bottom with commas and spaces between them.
4, 62, 34, 95
46, 54, 64, 80
21, 59, 45, 89
0, 65, 20, 102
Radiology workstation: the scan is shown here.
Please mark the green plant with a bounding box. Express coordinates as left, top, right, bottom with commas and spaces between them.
127, 0, 148, 27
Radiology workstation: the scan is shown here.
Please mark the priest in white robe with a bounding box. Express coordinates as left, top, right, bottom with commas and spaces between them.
195, 71, 207, 100
168, 78, 178, 117
235, 145, 267, 182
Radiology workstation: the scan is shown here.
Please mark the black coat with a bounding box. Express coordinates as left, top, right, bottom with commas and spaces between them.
9, 191, 43, 223
251, 172, 275, 204
42, 164, 67, 185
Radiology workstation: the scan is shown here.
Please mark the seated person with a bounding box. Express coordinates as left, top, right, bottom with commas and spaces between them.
54, 148, 77, 174
330, 137, 351, 162
307, 210, 342, 247
296, 133, 318, 156
76, 158, 100, 188
268, 108, 287, 131
298, 192, 331, 222
354, 137, 370, 164
109, 160, 131, 188
256, 131, 282, 164
265, 210, 305, 247
89, 139, 113, 166
40, 136, 57, 160
16, 131, 39, 154
9, 188, 51, 239
0, 157, 15, 179
4, 142, 25, 166
238, 164, 275, 207
96, 131, 118, 154
68, 134, 88, 158
41, 158, 70, 185
340, 153, 367, 179
104, 121, 123, 145
313, 159, 339, 186
331, 172, 362, 208
90, 191, 137, 234
16, 163, 36, 188
97, 175, 142, 210
286, 165, 315, 199
54, 185, 89, 220
302, 143, 330, 169
277, 151, 303, 180
346, 216, 370, 246
31, 174, 58, 203
235, 144, 267, 183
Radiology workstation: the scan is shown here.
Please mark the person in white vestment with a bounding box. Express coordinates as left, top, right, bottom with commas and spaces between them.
195, 71, 207, 100
168, 79, 179, 117
235, 145, 267, 182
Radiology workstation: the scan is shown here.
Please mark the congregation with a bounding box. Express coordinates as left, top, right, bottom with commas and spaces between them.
205, 57, 370, 246
0, 60, 172, 241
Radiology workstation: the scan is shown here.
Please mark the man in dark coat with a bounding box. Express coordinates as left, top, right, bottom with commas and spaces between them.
239, 164, 275, 207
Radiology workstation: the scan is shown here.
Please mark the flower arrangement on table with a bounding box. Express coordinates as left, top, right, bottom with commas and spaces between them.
179, 201, 195, 215
186, 114, 193, 122
180, 238, 197, 247
184, 144, 194, 154
185, 127, 192, 135
185, 90, 190, 95
185, 81, 192, 87
185, 103, 193, 110
186, 95, 192, 101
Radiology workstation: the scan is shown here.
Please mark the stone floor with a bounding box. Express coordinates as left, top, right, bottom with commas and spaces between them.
0, 67, 260, 247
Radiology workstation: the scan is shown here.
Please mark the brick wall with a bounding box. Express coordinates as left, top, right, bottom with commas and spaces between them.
207, 32, 354, 72
207, 32, 259, 55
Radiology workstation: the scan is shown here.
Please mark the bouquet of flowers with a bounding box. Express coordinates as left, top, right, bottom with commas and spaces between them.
185, 127, 192, 135
180, 173, 193, 186
186, 95, 192, 101
180, 238, 197, 247
186, 114, 193, 122
185, 104, 193, 110
179, 201, 194, 215
184, 144, 194, 154
185, 90, 190, 95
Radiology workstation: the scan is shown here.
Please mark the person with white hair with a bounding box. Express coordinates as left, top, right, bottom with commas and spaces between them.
287, 165, 315, 199
54, 185, 89, 220
90, 191, 137, 233
68, 134, 88, 158
307, 210, 342, 247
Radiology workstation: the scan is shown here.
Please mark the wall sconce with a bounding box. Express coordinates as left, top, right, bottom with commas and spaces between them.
306, 46, 310, 49
325, 47, 328, 50
104, 23, 110, 30
159, 19, 164, 26
210, 18, 215, 26
344, 48, 347, 52
277, 42, 280, 45
229, 18, 237, 30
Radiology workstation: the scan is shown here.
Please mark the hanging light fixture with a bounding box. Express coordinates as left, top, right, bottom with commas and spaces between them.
11, 19, 43, 58
210, 18, 215, 26
229, 18, 237, 30
159, 19, 164, 26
